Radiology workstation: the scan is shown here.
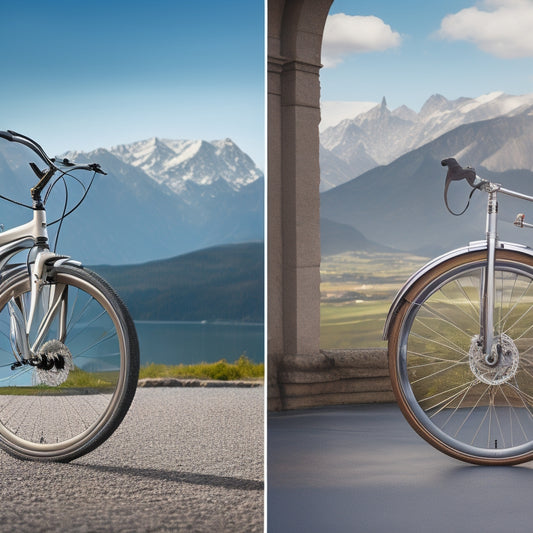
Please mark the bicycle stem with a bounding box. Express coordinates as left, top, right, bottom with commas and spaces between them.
30, 167, 57, 206
480, 189, 498, 363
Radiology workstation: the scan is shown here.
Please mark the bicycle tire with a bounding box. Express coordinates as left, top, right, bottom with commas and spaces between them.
0, 264, 139, 462
389, 249, 533, 465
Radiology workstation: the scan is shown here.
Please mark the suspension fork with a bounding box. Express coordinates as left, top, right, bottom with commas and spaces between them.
480, 189, 498, 363
27, 250, 70, 350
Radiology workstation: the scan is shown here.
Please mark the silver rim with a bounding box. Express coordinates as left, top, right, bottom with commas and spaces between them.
398, 259, 533, 460
0, 271, 127, 457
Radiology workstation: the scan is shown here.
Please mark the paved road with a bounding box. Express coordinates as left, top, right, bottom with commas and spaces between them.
0, 387, 264, 533
268, 403, 533, 533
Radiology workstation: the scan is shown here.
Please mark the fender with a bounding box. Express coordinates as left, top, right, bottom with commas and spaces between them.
0, 255, 83, 286
382, 240, 533, 340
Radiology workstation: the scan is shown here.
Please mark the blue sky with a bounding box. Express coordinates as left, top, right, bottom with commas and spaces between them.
321, 0, 533, 126
0, 0, 265, 169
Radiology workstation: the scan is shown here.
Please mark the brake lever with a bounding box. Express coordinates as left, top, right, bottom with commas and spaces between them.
90, 163, 107, 175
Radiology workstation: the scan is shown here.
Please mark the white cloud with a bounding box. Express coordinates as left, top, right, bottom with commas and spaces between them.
437, 0, 533, 58
322, 13, 402, 68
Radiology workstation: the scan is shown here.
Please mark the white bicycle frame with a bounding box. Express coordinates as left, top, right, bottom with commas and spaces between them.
0, 130, 102, 368
0, 207, 78, 366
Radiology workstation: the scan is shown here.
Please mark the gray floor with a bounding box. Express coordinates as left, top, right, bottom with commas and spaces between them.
268, 403, 533, 533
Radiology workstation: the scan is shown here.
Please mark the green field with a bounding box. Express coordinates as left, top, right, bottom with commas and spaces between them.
320, 251, 428, 349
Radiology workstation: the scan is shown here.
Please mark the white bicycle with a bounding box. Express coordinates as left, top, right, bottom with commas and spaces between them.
385, 158, 533, 465
0, 130, 139, 462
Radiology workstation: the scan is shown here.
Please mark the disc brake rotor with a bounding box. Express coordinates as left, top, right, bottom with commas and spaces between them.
33, 339, 73, 387
469, 333, 519, 386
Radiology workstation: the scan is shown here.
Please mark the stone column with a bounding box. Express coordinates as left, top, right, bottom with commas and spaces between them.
268, 1, 395, 410
267, 0, 333, 410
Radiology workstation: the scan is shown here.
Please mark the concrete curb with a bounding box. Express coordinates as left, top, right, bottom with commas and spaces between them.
138, 378, 263, 388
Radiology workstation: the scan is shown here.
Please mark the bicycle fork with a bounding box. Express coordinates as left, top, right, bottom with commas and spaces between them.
480, 189, 498, 364
9, 250, 70, 366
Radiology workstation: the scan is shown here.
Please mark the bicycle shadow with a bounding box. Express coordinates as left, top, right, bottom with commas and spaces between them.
443, 461, 533, 481
69, 462, 264, 492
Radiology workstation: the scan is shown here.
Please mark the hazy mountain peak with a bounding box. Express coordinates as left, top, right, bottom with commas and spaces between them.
321, 107, 533, 257
212, 137, 234, 148
320, 91, 533, 190
419, 94, 450, 117
361, 99, 391, 122
475, 91, 504, 104
392, 105, 417, 122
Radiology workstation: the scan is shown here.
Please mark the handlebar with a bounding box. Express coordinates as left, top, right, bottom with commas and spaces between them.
0, 130, 106, 203
0, 130, 55, 170
53, 159, 107, 175
0, 130, 106, 175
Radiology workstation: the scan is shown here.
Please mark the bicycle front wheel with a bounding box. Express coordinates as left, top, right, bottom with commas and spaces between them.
0, 264, 139, 462
389, 249, 533, 465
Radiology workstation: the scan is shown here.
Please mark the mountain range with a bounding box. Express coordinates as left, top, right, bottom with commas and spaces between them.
320, 92, 533, 191
84, 137, 262, 195
321, 99, 533, 257
0, 136, 263, 265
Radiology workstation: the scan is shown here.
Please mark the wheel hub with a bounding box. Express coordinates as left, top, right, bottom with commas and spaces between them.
33, 339, 73, 386
469, 333, 519, 385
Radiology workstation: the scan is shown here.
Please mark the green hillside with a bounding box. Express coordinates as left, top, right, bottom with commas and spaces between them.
91, 242, 264, 322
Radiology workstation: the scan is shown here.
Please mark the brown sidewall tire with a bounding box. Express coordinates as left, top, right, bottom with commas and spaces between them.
389, 249, 533, 466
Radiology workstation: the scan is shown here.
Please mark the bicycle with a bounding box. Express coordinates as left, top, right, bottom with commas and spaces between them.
0, 130, 139, 462
384, 157, 533, 465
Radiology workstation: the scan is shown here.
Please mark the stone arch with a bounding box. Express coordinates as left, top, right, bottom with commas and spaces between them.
268, 0, 333, 410
268, 1, 394, 410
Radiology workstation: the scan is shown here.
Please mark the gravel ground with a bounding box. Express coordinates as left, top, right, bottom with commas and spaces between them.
0, 387, 264, 532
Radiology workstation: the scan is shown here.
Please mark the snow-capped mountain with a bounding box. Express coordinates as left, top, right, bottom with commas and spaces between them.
320, 92, 533, 190
107, 137, 262, 194
0, 136, 263, 265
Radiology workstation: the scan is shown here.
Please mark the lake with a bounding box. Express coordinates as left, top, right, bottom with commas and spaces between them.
134, 321, 264, 366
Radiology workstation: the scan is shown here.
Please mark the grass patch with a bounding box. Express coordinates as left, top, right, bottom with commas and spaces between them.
0, 357, 265, 396
0, 368, 117, 395
61, 368, 116, 389
139, 354, 264, 381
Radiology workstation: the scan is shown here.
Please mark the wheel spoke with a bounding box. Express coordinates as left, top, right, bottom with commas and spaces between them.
0, 267, 137, 461
393, 252, 533, 464
421, 377, 478, 413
